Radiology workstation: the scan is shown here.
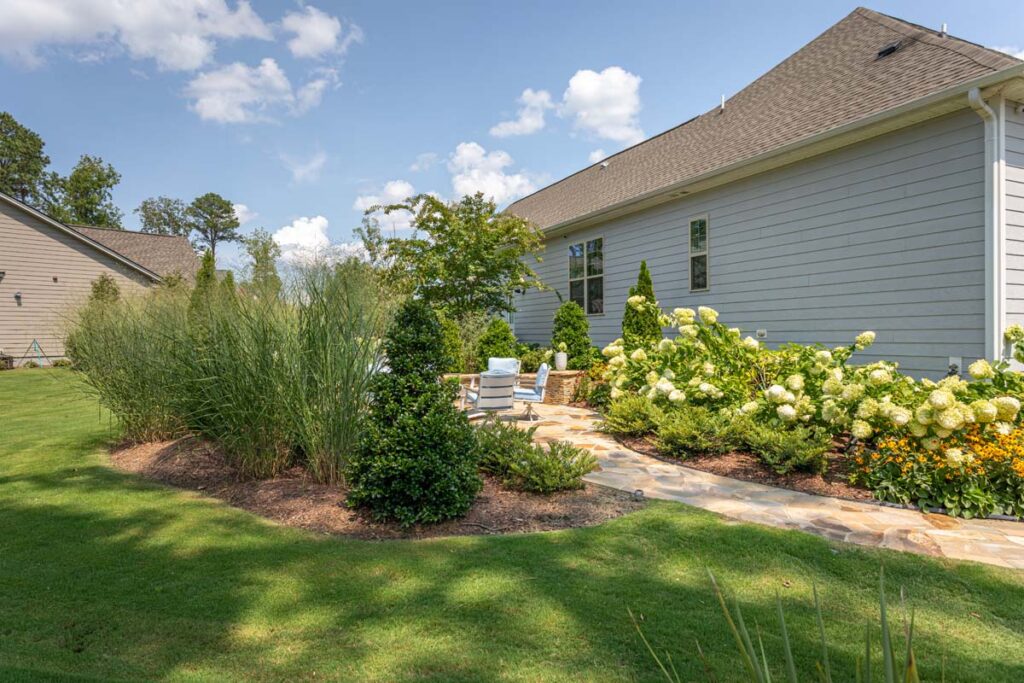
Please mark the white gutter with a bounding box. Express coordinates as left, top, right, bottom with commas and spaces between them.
968, 88, 1007, 361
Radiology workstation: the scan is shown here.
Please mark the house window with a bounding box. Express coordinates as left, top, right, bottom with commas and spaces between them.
568, 237, 604, 314
689, 215, 708, 291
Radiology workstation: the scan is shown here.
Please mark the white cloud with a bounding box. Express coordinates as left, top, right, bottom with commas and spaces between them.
280, 150, 328, 183
0, 0, 271, 71
490, 88, 554, 137
409, 152, 438, 172
447, 142, 536, 205
281, 5, 362, 59
560, 66, 644, 145
233, 203, 258, 225
588, 149, 606, 163
992, 45, 1024, 60
354, 180, 416, 233
185, 58, 337, 123
272, 215, 331, 262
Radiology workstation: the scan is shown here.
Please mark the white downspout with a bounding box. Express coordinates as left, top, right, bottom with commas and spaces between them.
969, 88, 1006, 360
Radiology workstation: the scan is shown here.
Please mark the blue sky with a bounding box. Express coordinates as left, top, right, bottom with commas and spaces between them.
2, 0, 1023, 268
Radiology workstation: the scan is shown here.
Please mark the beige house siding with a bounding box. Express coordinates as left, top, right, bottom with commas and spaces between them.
0, 200, 153, 364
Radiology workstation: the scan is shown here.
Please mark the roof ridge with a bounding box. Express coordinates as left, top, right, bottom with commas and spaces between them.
71, 224, 190, 239
854, 7, 1020, 70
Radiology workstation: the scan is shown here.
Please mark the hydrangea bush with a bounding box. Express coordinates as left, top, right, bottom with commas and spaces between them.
601, 296, 1024, 473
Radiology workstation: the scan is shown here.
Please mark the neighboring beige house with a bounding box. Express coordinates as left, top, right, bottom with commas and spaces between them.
0, 191, 198, 366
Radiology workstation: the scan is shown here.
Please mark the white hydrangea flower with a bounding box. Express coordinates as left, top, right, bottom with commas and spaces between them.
727, 327, 741, 336
944, 448, 965, 466
655, 378, 675, 395
968, 359, 995, 380
854, 331, 876, 350
936, 407, 964, 431
993, 396, 1021, 421
932, 426, 952, 438
822, 400, 842, 422
656, 338, 673, 353
698, 382, 715, 394
971, 400, 998, 423
908, 422, 928, 437
601, 343, 624, 358
614, 375, 628, 388
927, 389, 955, 410
786, 374, 804, 391
741, 401, 760, 414
890, 407, 912, 426
741, 336, 759, 350
698, 306, 719, 324
827, 367, 843, 382
995, 421, 1014, 435
679, 325, 698, 338
840, 383, 865, 402
1005, 323, 1024, 343
815, 350, 833, 364
658, 314, 672, 327
672, 308, 695, 325
777, 404, 797, 422
868, 368, 892, 386
702, 362, 716, 376
627, 295, 646, 310
914, 405, 934, 425
765, 384, 787, 403
822, 378, 843, 395
855, 398, 879, 419
630, 348, 648, 362
851, 420, 873, 439
610, 387, 623, 400
662, 368, 675, 380
608, 355, 626, 367
668, 389, 686, 403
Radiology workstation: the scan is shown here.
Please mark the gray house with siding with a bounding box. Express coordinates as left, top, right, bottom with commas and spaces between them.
509, 7, 1024, 378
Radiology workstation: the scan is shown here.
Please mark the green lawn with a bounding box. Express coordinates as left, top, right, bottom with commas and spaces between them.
1, 370, 1023, 682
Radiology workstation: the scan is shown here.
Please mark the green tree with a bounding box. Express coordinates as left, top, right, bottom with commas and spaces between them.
243, 228, 282, 298
135, 196, 190, 237
188, 192, 240, 260
552, 301, 593, 370
622, 260, 661, 351
0, 112, 50, 202
476, 318, 518, 368
41, 155, 123, 227
88, 273, 120, 304
356, 192, 544, 317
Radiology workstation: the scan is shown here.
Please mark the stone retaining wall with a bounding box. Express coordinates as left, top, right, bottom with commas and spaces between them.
444, 370, 582, 405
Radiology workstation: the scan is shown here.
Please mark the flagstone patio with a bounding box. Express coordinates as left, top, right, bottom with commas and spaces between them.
513, 403, 1024, 569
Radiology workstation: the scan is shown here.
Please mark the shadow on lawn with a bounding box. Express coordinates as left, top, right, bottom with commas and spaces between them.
1, 452, 1024, 682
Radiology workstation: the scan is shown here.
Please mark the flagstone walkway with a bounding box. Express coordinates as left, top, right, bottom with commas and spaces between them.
513, 403, 1024, 569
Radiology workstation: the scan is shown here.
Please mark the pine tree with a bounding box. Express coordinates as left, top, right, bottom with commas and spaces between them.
622, 261, 662, 351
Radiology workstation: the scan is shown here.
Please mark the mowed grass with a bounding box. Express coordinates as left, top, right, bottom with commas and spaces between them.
1, 370, 1023, 682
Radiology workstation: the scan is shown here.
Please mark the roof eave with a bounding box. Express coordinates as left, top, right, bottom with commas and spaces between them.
539, 63, 1024, 238
0, 192, 164, 283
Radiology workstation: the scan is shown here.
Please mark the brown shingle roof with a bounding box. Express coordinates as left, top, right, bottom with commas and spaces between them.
72, 225, 199, 281
507, 7, 1021, 231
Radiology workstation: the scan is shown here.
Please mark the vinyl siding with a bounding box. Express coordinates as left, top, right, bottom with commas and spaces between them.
515, 110, 986, 378
1005, 101, 1024, 343
0, 200, 153, 364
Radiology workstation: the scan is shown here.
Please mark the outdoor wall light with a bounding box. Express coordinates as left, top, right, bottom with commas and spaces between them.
0, 271, 5, 282
14, 291, 22, 305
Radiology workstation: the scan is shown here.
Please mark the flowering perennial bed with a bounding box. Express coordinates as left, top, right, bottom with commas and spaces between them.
599, 298, 1024, 518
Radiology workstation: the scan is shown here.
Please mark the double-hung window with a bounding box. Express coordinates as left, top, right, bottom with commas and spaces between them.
568, 237, 604, 315
689, 215, 709, 291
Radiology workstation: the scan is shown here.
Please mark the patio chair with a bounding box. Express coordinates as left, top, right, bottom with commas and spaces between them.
514, 363, 549, 421
487, 357, 521, 375
461, 369, 517, 418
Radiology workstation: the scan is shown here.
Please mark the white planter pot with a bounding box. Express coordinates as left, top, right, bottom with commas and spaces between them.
554, 352, 568, 371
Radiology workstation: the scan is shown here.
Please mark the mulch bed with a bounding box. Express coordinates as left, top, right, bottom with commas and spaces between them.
108, 437, 645, 540
617, 434, 874, 501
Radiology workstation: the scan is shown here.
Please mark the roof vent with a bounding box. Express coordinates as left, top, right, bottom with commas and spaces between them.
876, 40, 902, 59
599, 161, 610, 169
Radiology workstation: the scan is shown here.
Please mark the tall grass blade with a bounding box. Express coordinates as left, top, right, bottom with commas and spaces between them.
709, 569, 760, 682
776, 594, 798, 683
813, 584, 833, 683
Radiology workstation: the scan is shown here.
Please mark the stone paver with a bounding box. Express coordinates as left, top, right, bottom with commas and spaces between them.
509, 402, 1024, 569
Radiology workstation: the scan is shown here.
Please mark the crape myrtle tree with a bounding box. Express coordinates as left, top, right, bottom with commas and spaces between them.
356, 192, 545, 318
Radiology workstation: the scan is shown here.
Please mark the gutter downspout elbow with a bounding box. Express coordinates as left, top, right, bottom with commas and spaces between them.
968, 87, 994, 120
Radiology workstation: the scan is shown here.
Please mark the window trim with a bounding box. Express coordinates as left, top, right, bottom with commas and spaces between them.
567, 235, 605, 316
688, 213, 709, 292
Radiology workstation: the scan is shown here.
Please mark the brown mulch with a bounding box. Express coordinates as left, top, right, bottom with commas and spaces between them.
108, 437, 645, 540
617, 434, 874, 501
